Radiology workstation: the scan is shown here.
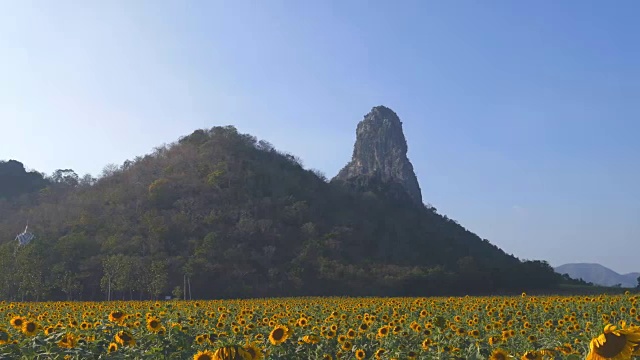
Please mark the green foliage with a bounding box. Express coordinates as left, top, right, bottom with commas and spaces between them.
148, 178, 176, 208
0, 126, 567, 300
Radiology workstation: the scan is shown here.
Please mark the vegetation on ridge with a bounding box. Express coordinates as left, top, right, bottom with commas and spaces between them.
0, 126, 569, 301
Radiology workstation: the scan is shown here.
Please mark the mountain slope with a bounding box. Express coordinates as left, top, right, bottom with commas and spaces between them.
0, 124, 564, 301
555, 263, 639, 288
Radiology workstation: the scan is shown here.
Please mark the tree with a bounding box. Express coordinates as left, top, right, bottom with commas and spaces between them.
172, 286, 183, 299
50, 169, 79, 187
0, 160, 49, 199
100, 255, 131, 301
79, 174, 96, 187
14, 244, 46, 301
147, 260, 168, 300
0, 244, 16, 300
636, 276, 640, 289
53, 267, 82, 301
100, 163, 120, 178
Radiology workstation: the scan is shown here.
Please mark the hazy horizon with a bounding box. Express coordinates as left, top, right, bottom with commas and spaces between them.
1, 1, 638, 273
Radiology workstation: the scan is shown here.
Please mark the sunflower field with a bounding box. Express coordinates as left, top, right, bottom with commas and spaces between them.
1, 293, 639, 360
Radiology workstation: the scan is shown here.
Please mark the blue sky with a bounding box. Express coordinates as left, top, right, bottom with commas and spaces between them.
1, 1, 639, 274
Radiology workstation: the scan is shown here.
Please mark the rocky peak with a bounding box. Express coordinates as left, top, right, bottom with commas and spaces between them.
334, 106, 423, 205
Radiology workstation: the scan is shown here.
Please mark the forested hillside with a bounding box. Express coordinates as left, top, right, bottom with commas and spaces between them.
0, 126, 564, 301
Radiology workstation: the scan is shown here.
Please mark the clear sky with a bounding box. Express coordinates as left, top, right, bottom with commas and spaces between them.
1, 1, 639, 274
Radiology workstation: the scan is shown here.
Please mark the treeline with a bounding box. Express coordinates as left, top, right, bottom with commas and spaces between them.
0, 126, 574, 301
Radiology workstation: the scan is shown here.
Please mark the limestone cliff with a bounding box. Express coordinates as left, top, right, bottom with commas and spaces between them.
334, 106, 423, 205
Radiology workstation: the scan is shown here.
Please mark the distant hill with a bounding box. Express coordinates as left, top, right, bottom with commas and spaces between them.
0, 107, 571, 301
555, 263, 639, 288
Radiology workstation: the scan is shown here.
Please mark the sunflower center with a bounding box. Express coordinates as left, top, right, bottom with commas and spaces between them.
595, 333, 628, 358
150, 320, 158, 328
26, 323, 36, 332
272, 328, 284, 340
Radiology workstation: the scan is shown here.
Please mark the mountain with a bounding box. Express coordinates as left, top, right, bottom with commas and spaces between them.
555, 263, 640, 288
334, 106, 423, 205
0, 114, 567, 301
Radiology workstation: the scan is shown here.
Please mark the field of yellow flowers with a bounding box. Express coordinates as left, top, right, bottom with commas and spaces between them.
1, 293, 640, 359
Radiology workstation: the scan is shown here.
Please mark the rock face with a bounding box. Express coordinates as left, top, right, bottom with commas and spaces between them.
335, 106, 423, 205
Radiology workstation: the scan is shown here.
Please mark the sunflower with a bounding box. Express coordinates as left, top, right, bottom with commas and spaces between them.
422, 338, 433, 350
268, 325, 290, 345
108, 342, 118, 353
586, 323, 640, 360
488, 336, 501, 346
521, 351, 542, 360
377, 325, 390, 338
212, 345, 251, 360
193, 350, 215, 360
0, 328, 9, 345
10, 316, 24, 329
355, 349, 366, 360
489, 348, 509, 360
527, 335, 537, 342
58, 333, 76, 349
115, 330, 135, 346
21, 321, 38, 336
341, 341, 353, 351
195, 334, 208, 345
375, 348, 386, 360
557, 343, 574, 355
243, 342, 264, 360
302, 334, 320, 344
109, 311, 126, 323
